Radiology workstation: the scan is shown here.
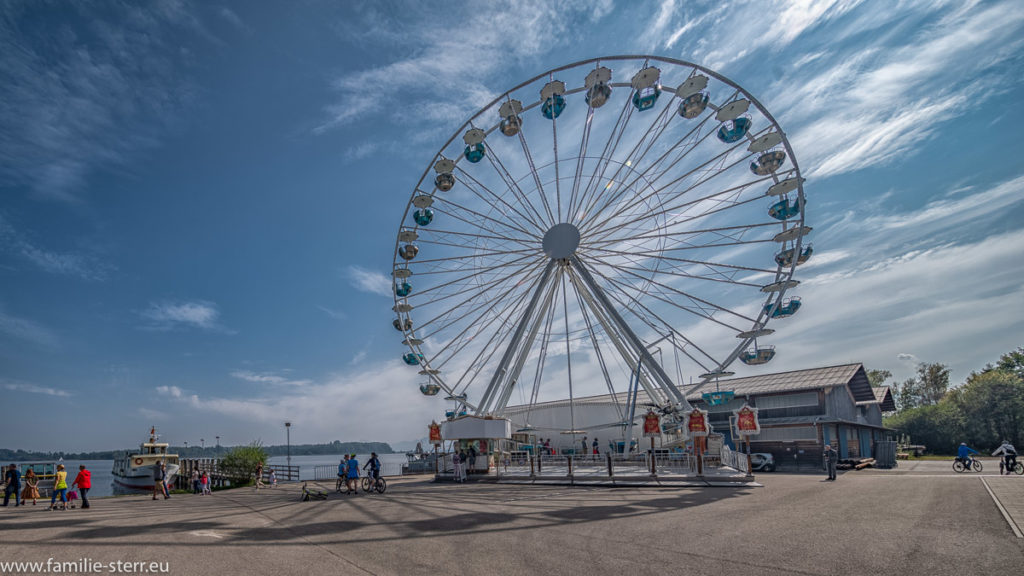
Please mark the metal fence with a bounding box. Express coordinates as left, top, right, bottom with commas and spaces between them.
312, 461, 403, 481
720, 446, 750, 474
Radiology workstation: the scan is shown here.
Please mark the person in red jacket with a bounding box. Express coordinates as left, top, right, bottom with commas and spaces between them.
72, 465, 92, 509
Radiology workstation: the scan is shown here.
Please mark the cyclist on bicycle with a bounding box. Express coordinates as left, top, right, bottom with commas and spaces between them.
363, 452, 381, 481
956, 442, 979, 470
992, 440, 1017, 475
336, 458, 347, 492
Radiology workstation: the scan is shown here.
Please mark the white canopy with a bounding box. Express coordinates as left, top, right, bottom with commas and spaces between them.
441, 416, 511, 440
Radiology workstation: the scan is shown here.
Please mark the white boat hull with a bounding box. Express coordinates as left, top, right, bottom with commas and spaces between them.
112, 465, 179, 493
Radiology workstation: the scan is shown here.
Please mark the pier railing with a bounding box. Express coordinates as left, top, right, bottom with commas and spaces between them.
312, 461, 404, 482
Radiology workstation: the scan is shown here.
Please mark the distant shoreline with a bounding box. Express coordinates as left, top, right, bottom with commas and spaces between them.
1, 441, 396, 462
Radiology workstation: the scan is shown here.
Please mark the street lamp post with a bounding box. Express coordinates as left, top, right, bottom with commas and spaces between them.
200, 438, 205, 451
285, 422, 292, 468
216, 436, 220, 457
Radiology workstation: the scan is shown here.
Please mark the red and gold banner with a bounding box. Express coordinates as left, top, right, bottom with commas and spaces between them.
643, 410, 661, 438
733, 404, 761, 436
428, 421, 442, 445
687, 408, 709, 437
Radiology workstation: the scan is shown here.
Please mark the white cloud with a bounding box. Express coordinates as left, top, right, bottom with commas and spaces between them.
140, 300, 229, 332
345, 265, 392, 297
156, 385, 184, 398
0, 304, 58, 347
217, 7, 252, 34
2, 379, 71, 397
0, 213, 111, 280
0, 3, 208, 202
230, 370, 311, 387
317, 305, 348, 321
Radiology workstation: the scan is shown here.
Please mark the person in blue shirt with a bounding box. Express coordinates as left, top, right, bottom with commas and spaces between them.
345, 455, 360, 494
957, 442, 979, 470
363, 453, 381, 481
336, 458, 346, 493
3, 464, 22, 507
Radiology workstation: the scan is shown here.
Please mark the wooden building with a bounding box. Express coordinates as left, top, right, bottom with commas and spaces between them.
502, 363, 895, 466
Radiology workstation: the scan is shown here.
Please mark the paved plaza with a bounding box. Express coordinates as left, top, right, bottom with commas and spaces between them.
2, 462, 1022, 576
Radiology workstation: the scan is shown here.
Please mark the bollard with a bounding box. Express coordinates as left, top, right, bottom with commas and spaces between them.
530, 453, 535, 477
538, 454, 542, 475
649, 449, 656, 476
607, 453, 613, 477
567, 455, 573, 477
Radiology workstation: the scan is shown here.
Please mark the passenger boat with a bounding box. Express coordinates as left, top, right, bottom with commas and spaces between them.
111, 428, 179, 492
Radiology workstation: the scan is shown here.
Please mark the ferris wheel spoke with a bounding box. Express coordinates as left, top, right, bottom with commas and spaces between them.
489, 268, 562, 414
569, 272, 625, 419
582, 245, 777, 276
407, 253, 540, 300
409, 258, 545, 321
582, 130, 769, 239
589, 260, 753, 340
416, 259, 547, 338
515, 126, 557, 226
572, 89, 636, 225
455, 165, 548, 236
597, 257, 763, 289
419, 261, 548, 366
582, 264, 722, 371
565, 106, 595, 225
484, 144, 553, 231
432, 195, 541, 240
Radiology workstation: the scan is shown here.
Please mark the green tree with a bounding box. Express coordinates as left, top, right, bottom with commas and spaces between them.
949, 368, 1024, 448
867, 369, 892, 388
892, 362, 950, 411
884, 401, 962, 453
219, 442, 268, 486
995, 346, 1024, 380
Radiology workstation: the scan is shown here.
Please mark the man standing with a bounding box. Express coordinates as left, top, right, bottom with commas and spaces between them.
72, 465, 92, 509
345, 454, 360, 494
152, 461, 167, 500
823, 444, 838, 481
3, 464, 21, 507
581, 437, 588, 457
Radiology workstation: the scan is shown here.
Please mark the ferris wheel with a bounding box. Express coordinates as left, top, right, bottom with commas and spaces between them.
391, 55, 811, 432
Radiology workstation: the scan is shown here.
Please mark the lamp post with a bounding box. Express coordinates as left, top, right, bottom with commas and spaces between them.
285, 422, 292, 468
216, 436, 220, 458
200, 438, 205, 451
184, 441, 188, 456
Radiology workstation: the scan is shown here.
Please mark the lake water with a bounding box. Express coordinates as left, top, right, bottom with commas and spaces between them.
11, 454, 409, 499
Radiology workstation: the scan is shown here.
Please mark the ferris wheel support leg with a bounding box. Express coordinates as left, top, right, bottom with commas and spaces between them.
476, 259, 557, 415
570, 255, 689, 407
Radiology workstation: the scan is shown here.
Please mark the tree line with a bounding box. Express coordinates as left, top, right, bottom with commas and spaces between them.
0, 440, 395, 462
878, 347, 1023, 455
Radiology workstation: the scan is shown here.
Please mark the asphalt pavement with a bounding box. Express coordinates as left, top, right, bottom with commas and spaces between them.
1, 464, 1022, 576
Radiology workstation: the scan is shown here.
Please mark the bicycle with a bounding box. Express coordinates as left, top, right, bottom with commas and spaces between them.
998, 459, 1023, 475
361, 474, 387, 494
952, 457, 982, 473
301, 482, 328, 501
335, 475, 345, 493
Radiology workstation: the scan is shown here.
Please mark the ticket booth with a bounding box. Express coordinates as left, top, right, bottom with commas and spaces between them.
441, 416, 512, 475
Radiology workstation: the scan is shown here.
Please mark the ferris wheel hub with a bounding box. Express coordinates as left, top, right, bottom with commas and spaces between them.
542, 223, 581, 260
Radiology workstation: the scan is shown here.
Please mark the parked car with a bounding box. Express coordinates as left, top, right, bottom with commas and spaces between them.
750, 453, 775, 472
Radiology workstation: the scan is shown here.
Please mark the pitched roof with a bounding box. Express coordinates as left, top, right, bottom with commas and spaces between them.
870, 386, 897, 412
503, 363, 875, 414
685, 363, 874, 403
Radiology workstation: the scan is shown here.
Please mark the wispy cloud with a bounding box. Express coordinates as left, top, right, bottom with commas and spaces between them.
2, 378, 71, 397
0, 2, 209, 202
230, 370, 311, 387
314, 2, 615, 135
140, 300, 231, 332
0, 303, 58, 347
342, 141, 380, 163
217, 7, 252, 34
0, 213, 112, 280
156, 385, 184, 398
317, 305, 347, 321
345, 265, 392, 297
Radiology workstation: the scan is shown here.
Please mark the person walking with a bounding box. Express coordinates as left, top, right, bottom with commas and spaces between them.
21, 467, 40, 506
72, 465, 92, 509
254, 462, 265, 491
49, 464, 68, 510
191, 469, 200, 494
160, 462, 170, 498
467, 445, 478, 475
3, 464, 21, 507
823, 444, 838, 481
200, 471, 211, 495
152, 461, 168, 500
268, 468, 277, 488
593, 437, 599, 456
581, 437, 588, 457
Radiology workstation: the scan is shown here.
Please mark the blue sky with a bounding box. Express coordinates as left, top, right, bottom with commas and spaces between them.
1, 0, 1023, 451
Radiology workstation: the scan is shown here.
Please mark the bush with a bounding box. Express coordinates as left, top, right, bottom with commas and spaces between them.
219, 442, 268, 486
